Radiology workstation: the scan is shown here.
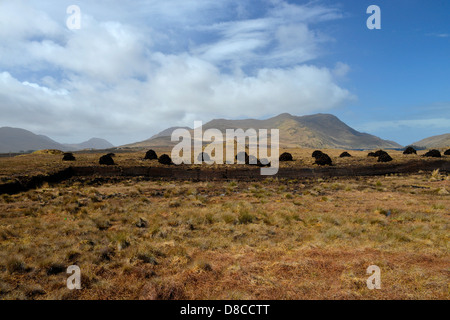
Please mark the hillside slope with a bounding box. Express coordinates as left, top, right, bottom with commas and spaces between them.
412, 133, 450, 149
0, 127, 114, 153
63, 138, 114, 151
0, 127, 66, 153
124, 113, 402, 150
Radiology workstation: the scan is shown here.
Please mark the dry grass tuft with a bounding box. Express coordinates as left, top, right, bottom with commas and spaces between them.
0, 149, 449, 299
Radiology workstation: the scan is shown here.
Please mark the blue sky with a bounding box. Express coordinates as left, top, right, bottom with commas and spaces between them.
0, 0, 448, 146
322, 0, 450, 144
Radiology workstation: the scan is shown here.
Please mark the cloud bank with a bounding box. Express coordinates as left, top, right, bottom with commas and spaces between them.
0, 0, 354, 144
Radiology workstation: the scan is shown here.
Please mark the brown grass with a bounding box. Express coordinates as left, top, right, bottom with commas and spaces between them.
1, 147, 448, 182
0, 149, 449, 300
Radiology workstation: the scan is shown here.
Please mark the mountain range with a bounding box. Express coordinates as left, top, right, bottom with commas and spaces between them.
124, 113, 403, 150
2, 114, 449, 153
0, 127, 114, 153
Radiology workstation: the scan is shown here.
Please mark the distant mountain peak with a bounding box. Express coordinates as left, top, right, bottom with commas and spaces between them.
0, 127, 114, 153
63, 138, 114, 151
86, 137, 103, 142
273, 112, 294, 119
122, 113, 403, 150
0, 127, 64, 153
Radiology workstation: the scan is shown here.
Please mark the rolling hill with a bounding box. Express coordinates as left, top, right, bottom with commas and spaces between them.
124, 113, 402, 150
412, 133, 450, 149
63, 138, 114, 151
122, 126, 192, 149
0, 127, 65, 153
0, 127, 114, 153
149, 127, 192, 140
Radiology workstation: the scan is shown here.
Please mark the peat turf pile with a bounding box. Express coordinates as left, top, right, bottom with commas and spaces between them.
423, 150, 441, 158
279, 152, 293, 161
99, 154, 115, 165
144, 149, 158, 160
312, 150, 323, 158
367, 150, 393, 162
312, 150, 332, 166
403, 146, 417, 155
378, 152, 393, 163
197, 152, 211, 162
158, 154, 173, 165
235, 152, 250, 164
62, 153, 76, 161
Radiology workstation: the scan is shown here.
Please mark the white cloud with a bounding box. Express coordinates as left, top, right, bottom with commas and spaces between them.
333, 62, 350, 78
194, 1, 339, 68
27, 19, 151, 82
0, 0, 354, 145
0, 1, 61, 40
22, 80, 68, 96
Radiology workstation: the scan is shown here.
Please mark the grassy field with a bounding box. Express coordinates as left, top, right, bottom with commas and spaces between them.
0, 149, 449, 299
0, 148, 448, 181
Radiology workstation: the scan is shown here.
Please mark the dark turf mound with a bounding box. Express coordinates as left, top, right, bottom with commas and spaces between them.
369, 150, 388, 158
423, 150, 441, 158
158, 154, 173, 165
259, 158, 271, 167
235, 151, 250, 164
279, 152, 293, 161
444, 149, 450, 156
339, 152, 352, 158
248, 155, 258, 164
197, 152, 211, 162
144, 149, 158, 160
403, 146, 417, 155
99, 154, 115, 165
106, 153, 116, 157
314, 153, 332, 166
378, 152, 393, 162
247, 155, 269, 166
312, 150, 323, 158
373, 150, 388, 157
62, 153, 76, 161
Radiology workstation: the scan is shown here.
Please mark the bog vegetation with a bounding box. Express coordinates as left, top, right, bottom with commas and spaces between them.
0, 148, 448, 299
